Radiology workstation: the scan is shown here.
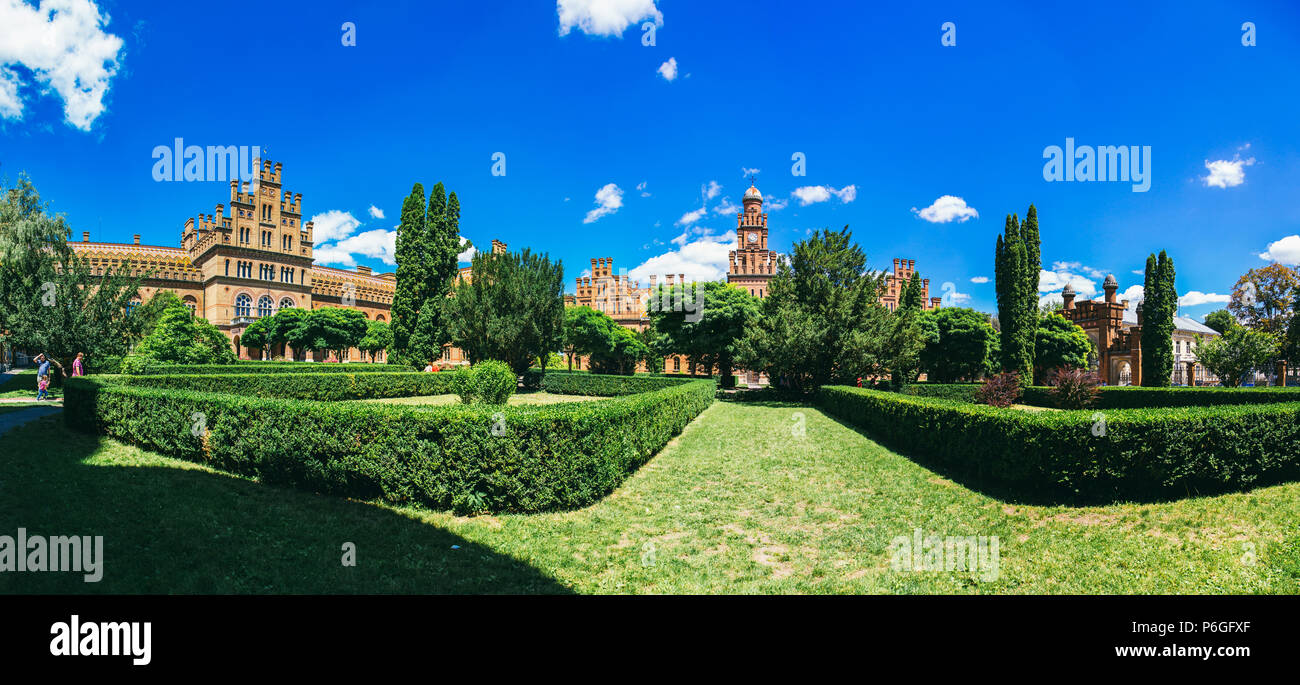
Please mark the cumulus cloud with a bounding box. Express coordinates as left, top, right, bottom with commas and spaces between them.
792, 185, 856, 206
703, 180, 722, 200
309, 210, 362, 243
912, 195, 978, 223
629, 232, 737, 285
970, 276, 990, 284
1179, 291, 1230, 307
0, 0, 125, 130
1202, 154, 1255, 188
713, 198, 739, 215
657, 57, 677, 81
583, 183, 624, 223
1259, 235, 1300, 265
557, 0, 662, 37
322, 229, 397, 266
1037, 265, 1100, 301
367, 205, 384, 219
764, 196, 788, 211
676, 207, 707, 226
457, 236, 476, 262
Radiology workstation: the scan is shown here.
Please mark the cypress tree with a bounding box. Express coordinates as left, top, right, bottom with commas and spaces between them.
900, 271, 923, 311
1020, 205, 1042, 373
391, 183, 427, 361
408, 184, 462, 365
1140, 250, 1176, 386
995, 214, 1033, 379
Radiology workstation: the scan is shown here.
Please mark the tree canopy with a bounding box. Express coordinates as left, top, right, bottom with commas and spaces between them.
447, 246, 565, 374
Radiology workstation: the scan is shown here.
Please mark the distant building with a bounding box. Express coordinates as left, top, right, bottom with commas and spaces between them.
1060, 275, 1220, 385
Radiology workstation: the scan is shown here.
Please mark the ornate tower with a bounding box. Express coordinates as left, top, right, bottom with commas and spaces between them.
726, 182, 778, 297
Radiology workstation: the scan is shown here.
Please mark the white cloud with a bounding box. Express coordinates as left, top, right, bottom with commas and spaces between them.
765, 196, 788, 211
657, 57, 677, 81
676, 207, 707, 226
0, 0, 125, 130
583, 183, 624, 223
1037, 266, 1098, 299
457, 236, 476, 262
1259, 234, 1300, 265
318, 228, 397, 266
636, 181, 649, 197
940, 282, 970, 305
1120, 285, 1144, 314
308, 210, 362, 243
367, 205, 384, 219
1179, 291, 1230, 307
713, 198, 739, 215
1202, 155, 1255, 188
629, 232, 737, 284
703, 180, 722, 200
791, 185, 856, 206
741, 167, 761, 176
557, 0, 662, 37
969, 276, 989, 284
912, 195, 978, 223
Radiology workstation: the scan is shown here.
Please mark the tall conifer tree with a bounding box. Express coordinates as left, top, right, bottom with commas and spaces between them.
391, 183, 427, 361
995, 213, 1034, 379
1140, 250, 1177, 386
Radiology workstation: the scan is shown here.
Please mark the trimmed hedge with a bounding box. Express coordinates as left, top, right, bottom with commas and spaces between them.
906, 382, 1300, 409
128, 362, 418, 375
819, 385, 1300, 502
107, 372, 458, 401
536, 372, 696, 396
64, 373, 715, 514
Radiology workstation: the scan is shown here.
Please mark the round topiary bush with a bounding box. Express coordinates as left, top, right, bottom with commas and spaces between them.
455, 360, 516, 405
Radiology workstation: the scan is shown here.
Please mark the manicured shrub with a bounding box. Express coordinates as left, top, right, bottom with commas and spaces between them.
452, 366, 475, 404
1047, 366, 1100, 409
902, 383, 982, 402
817, 385, 1300, 503
127, 361, 417, 375
110, 371, 457, 401
468, 360, 516, 405
975, 372, 1023, 408
910, 382, 1300, 409
538, 372, 693, 396
64, 375, 715, 514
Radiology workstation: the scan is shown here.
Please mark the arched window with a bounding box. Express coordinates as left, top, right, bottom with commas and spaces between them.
235, 294, 252, 318
279, 297, 295, 311
257, 296, 273, 318
183, 296, 197, 315
375, 314, 385, 322
673, 358, 681, 373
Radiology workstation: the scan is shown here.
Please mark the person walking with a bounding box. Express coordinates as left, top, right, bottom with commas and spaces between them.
35, 354, 51, 401
72, 352, 85, 377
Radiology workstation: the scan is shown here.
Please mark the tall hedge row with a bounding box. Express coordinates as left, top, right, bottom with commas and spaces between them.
64, 374, 715, 514
109, 372, 458, 401
904, 383, 1300, 409
128, 362, 418, 375
536, 372, 695, 396
818, 385, 1300, 502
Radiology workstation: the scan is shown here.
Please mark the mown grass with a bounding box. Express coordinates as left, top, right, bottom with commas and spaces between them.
2, 401, 1298, 594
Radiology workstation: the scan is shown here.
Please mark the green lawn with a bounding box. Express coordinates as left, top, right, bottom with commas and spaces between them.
2, 400, 1298, 594
0, 370, 61, 400
356, 392, 603, 406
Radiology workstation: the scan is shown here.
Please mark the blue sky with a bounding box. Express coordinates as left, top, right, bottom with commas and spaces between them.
2, 0, 1299, 319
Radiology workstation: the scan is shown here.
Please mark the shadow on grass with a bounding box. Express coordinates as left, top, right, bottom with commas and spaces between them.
0, 417, 573, 595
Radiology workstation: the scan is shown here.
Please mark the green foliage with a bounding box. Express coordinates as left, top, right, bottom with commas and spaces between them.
1046, 366, 1101, 409
918, 307, 997, 382
129, 290, 186, 340
267, 307, 312, 361
300, 307, 369, 360
124, 361, 418, 375
1204, 309, 1236, 335
1140, 250, 1177, 386
648, 281, 760, 386
975, 371, 1023, 408
65, 373, 715, 515
1194, 326, 1279, 387
527, 370, 699, 396
452, 360, 516, 405
818, 385, 1300, 503
239, 317, 273, 360
391, 183, 427, 360
565, 305, 646, 375
736, 227, 892, 392
357, 319, 394, 362
1034, 313, 1091, 383
994, 210, 1037, 379
112, 371, 458, 400
447, 246, 565, 374
0, 174, 144, 377
1229, 263, 1298, 337
913, 382, 1300, 409
132, 303, 236, 366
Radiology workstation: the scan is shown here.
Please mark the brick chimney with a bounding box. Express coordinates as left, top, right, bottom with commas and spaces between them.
133, 234, 141, 245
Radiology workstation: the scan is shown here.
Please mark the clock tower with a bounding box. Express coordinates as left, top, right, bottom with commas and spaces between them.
726, 181, 778, 297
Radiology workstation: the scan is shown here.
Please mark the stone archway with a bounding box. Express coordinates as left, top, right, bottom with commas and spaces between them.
1116, 361, 1132, 386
